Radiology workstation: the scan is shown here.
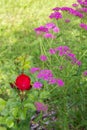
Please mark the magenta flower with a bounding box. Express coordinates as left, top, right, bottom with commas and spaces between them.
35, 102, 48, 112
66, 53, 76, 60
45, 22, 56, 29
33, 81, 43, 89
40, 55, 47, 61
49, 48, 56, 55
72, 3, 79, 7
53, 26, 60, 33
37, 69, 53, 81
52, 7, 61, 11
76, 60, 82, 66
44, 33, 56, 39
49, 11, 62, 20
30, 67, 40, 73
48, 77, 57, 84
56, 79, 64, 87
80, 23, 87, 30
60, 7, 83, 18
55, 46, 70, 56
34, 26, 48, 33
83, 70, 87, 76
80, 7, 87, 13
77, 0, 87, 6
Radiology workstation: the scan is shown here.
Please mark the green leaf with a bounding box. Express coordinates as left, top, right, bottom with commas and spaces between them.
6, 117, 14, 128
11, 107, 18, 118
0, 116, 6, 125
0, 98, 6, 112
18, 108, 27, 120
24, 103, 36, 111
40, 91, 50, 99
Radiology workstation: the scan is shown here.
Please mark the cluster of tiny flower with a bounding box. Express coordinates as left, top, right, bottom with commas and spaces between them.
72, 3, 79, 7
51, 6, 83, 18
48, 46, 82, 66
79, 23, 87, 30
83, 70, 87, 76
30, 68, 64, 89
34, 22, 60, 39
77, 0, 87, 6
80, 7, 87, 13
30, 67, 40, 73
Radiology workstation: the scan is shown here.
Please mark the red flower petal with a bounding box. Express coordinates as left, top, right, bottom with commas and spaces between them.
15, 74, 31, 91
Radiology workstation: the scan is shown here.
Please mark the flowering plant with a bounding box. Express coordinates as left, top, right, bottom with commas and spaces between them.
0, 0, 87, 130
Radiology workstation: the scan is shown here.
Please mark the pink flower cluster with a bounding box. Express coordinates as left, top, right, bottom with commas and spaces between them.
33, 81, 43, 89
30, 67, 40, 73
40, 55, 47, 61
49, 11, 62, 20
72, 3, 79, 7
77, 0, 87, 6
83, 70, 87, 76
80, 7, 87, 13
37, 69, 64, 87
49, 46, 81, 66
34, 22, 60, 39
80, 23, 87, 30
52, 6, 83, 18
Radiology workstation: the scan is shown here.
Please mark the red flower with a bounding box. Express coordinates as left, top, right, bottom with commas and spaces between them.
15, 74, 31, 91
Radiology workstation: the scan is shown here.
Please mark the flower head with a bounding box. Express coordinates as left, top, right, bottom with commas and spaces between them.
83, 70, 87, 76
40, 55, 47, 61
49, 11, 62, 20
45, 22, 56, 29
34, 26, 48, 33
49, 48, 56, 55
44, 33, 56, 39
33, 81, 43, 89
15, 74, 31, 91
72, 3, 79, 7
48, 77, 57, 84
56, 79, 64, 87
37, 69, 53, 81
52, 7, 61, 11
80, 23, 87, 30
30, 67, 40, 74
53, 26, 60, 33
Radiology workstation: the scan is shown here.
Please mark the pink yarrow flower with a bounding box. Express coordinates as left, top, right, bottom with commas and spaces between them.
33, 81, 43, 89
48, 77, 57, 84
40, 55, 47, 61
49, 11, 62, 20
72, 3, 79, 7
79, 23, 87, 30
83, 70, 87, 76
30, 67, 40, 73
49, 48, 56, 55
56, 79, 65, 87
44, 33, 56, 39
53, 26, 60, 33
37, 69, 53, 81
45, 22, 56, 29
